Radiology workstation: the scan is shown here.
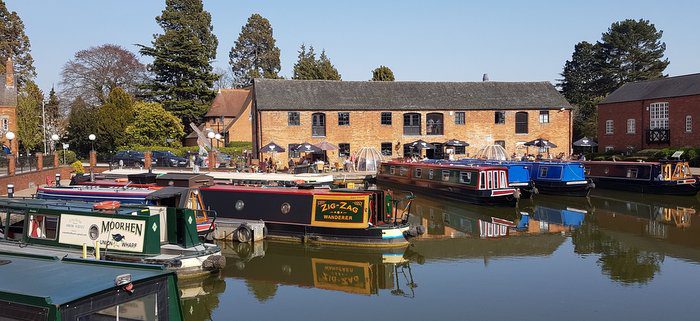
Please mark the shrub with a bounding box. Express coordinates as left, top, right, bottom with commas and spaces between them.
59, 150, 78, 165
71, 160, 85, 174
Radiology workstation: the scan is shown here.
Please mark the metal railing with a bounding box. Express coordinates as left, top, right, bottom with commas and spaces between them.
646, 129, 670, 144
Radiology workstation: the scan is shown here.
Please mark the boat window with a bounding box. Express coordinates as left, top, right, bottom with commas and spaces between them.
626, 168, 638, 178
80, 292, 159, 321
28, 215, 58, 240
479, 172, 486, 189
488, 171, 495, 189
390, 166, 395, 175
414, 168, 422, 178
399, 167, 407, 176
428, 169, 434, 180
460, 171, 472, 184
442, 170, 450, 182
500, 170, 507, 188
584, 167, 591, 175
539, 166, 549, 177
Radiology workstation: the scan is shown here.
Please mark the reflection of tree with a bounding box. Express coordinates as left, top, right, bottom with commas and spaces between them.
245, 280, 279, 302
572, 222, 664, 285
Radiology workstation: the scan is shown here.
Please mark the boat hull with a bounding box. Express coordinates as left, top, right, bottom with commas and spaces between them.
533, 180, 592, 197
377, 176, 518, 207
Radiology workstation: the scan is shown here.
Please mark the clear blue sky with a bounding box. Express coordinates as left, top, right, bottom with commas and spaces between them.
7, 0, 700, 93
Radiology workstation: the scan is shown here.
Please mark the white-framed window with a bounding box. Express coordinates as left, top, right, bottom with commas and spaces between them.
414, 168, 422, 178
442, 170, 450, 182
605, 120, 614, 134
459, 171, 472, 184
0, 116, 8, 131
539, 111, 550, 123
605, 146, 614, 152
649, 102, 669, 129
686, 115, 692, 133
626, 119, 635, 134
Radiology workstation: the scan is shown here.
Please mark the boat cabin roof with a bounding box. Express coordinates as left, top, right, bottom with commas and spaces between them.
382, 161, 506, 171
0, 197, 151, 216
0, 252, 170, 305
582, 160, 687, 166
201, 184, 372, 196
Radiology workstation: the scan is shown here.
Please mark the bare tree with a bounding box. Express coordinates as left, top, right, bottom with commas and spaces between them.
59, 44, 146, 105
213, 66, 234, 90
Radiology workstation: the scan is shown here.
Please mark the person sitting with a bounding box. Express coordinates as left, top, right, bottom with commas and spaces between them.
288, 158, 295, 173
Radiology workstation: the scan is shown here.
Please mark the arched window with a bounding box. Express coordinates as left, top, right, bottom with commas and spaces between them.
515, 112, 528, 134
403, 113, 421, 135
426, 113, 444, 135
311, 113, 326, 137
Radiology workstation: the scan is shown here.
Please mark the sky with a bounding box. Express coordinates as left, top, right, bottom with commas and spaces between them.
6, 0, 700, 93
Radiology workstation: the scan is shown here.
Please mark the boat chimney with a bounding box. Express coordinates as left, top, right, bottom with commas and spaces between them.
7, 184, 14, 198
482, 73, 489, 82
5, 57, 14, 88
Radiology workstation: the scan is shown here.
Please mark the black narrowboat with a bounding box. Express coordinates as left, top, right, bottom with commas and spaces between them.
376, 161, 518, 206
583, 160, 700, 196
199, 185, 416, 248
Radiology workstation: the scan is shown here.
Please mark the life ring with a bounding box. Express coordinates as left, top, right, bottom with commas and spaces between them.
93, 200, 121, 210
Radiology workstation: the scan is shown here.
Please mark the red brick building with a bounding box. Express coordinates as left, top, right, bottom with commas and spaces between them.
186, 88, 253, 147
251, 79, 572, 165
597, 73, 700, 152
0, 58, 17, 153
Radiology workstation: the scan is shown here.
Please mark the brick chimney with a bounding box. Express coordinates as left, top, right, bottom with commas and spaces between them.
5, 58, 14, 88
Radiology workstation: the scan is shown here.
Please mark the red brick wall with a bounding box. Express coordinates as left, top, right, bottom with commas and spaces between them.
597, 94, 700, 151
0, 166, 74, 195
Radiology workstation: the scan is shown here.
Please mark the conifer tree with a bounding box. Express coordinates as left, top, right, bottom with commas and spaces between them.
371, 66, 395, 81
317, 50, 341, 80
97, 87, 135, 152
139, 0, 218, 129
229, 14, 281, 87
597, 19, 669, 93
0, 0, 36, 87
292, 45, 341, 80
65, 97, 98, 157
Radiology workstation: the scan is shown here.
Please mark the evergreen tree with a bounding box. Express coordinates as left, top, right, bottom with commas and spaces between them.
317, 50, 341, 80
65, 97, 99, 157
16, 81, 43, 152
97, 87, 135, 153
558, 42, 604, 139
139, 0, 219, 129
371, 65, 395, 81
125, 102, 184, 147
0, 0, 36, 87
292, 45, 341, 80
229, 13, 281, 87
597, 19, 669, 93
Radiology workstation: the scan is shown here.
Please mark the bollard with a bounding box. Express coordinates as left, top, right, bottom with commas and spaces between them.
55, 173, 61, 187
95, 240, 101, 260
7, 184, 14, 198
82, 243, 87, 259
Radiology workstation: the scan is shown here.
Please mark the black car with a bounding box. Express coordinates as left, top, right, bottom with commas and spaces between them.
111, 150, 146, 167
152, 150, 188, 167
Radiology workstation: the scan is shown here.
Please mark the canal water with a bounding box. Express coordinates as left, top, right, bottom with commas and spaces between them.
181, 189, 700, 321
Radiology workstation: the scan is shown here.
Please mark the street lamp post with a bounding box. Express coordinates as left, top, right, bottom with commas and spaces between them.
207, 131, 215, 151
88, 134, 96, 181
214, 133, 221, 149
50, 134, 59, 153
89, 134, 96, 152
5, 131, 14, 156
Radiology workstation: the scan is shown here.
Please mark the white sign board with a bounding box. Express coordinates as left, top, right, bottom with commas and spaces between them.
59, 214, 148, 253
671, 151, 684, 159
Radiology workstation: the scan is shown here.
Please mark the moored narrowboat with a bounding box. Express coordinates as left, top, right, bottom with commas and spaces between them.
199, 185, 417, 248
0, 252, 185, 321
582, 160, 699, 196
520, 161, 592, 197
0, 198, 224, 277
376, 161, 518, 206
441, 159, 535, 197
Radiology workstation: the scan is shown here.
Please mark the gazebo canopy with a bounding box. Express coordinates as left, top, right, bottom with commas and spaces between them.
475, 145, 508, 161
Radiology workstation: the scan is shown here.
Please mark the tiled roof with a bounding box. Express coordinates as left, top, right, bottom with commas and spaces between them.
205, 88, 252, 118
601, 73, 700, 104
253, 79, 571, 111
0, 73, 16, 106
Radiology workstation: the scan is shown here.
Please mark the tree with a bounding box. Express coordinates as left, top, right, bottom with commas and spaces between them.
292, 45, 341, 80
558, 42, 604, 138
125, 102, 184, 147
59, 44, 146, 106
229, 13, 281, 87
0, 0, 36, 87
65, 97, 99, 157
16, 81, 43, 152
597, 19, 669, 93
371, 65, 395, 81
139, 0, 219, 129
97, 87, 135, 153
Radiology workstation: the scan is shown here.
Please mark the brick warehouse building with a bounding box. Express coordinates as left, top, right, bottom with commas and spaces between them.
249, 79, 572, 166
0, 58, 17, 153
597, 73, 700, 152
186, 88, 253, 147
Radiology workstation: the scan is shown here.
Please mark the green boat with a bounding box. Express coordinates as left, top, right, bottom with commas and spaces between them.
0, 197, 224, 278
0, 251, 184, 321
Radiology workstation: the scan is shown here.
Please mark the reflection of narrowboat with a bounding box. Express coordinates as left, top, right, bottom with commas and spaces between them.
37, 179, 216, 236
377, 161, 518, 206
200, 185, 416, 247
220, 241, 413, 298
582, 160, 699, 195
519, 161, 591, 197
425, 159, 536, 197
0, 252, 185, 321
0, 198, 224, 277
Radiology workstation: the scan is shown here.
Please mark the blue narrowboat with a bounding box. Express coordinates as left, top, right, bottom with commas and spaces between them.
519, 161, 592, 197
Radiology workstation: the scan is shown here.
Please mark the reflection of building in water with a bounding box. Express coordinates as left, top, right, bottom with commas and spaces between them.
219, 241, 414, 300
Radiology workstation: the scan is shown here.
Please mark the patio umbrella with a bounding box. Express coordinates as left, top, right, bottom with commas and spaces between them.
260, 141, 286, 153
572, 136, 597, 147
524, 138, 558, 148
294, 142, 323, 153
314, 141, 338, 162
407, 140, 436, 150
444, 139, 469, 147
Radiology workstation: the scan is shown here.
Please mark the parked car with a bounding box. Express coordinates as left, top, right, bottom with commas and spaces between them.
110, 150, 146, 167
152, 150, 188, 167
